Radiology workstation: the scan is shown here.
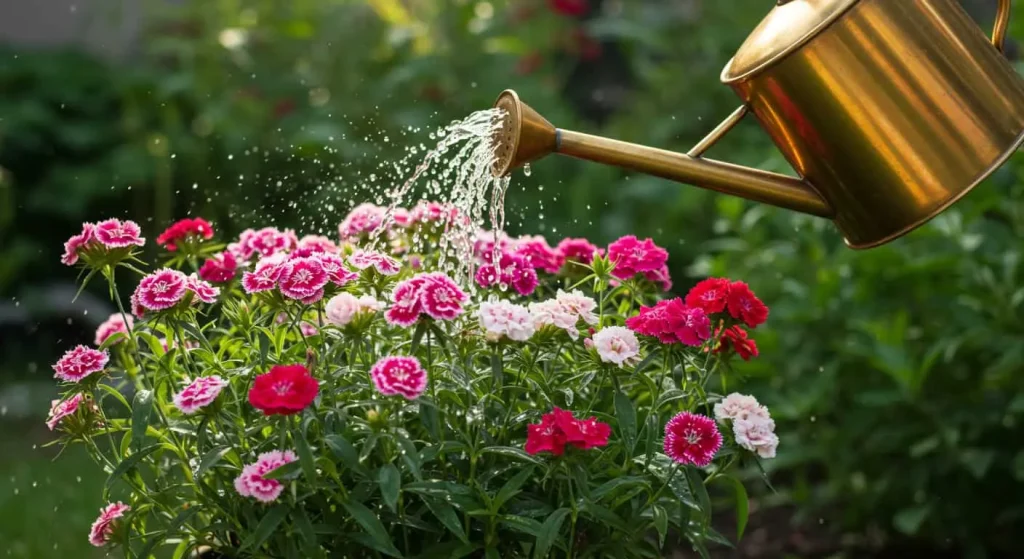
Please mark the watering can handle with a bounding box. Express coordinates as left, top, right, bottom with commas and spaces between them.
687, 105, 749, 159
993, 0, 1012, 54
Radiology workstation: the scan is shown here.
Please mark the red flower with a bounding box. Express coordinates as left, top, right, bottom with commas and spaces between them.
663, 412, 722, 467
726, 281, 769, 328
625, 298, 710, 346
525, 407, 611, 455
549, 0, 589, 17
715, 325, 759, 361
685, 277, 730, 314
199, 251, 238, 283
156, 218, 214, 251
607, 235, 669, 281
513, 235, 564, 274
475, 251, 539, 296
248, 364, 319, 416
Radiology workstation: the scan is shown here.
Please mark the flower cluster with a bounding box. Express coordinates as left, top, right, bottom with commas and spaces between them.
62, 219, 145, 266
525, 408, 611, 455
242, 251, 357, 303
235, 450, 298, 503
230, 226, 297, 260
477, 300, 535, 342
156, 217, 214, 251
528, 289, 599, 339
715, 393, 780, 458
131, 269, 221, 315
385, 272, 468, 326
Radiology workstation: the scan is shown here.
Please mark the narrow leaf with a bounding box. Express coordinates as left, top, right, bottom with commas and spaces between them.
534, 508, 570, 558
105, 444, 161, 490
137, 507, 199, 558
714, 475, 749, 540
341, 499, 403, 557
614, 390, 637, 451
130, 389, 154, 451
422, 497, 469, 544
396, 434, 423, 480
379, 463, 401, 513
490, 352, 503, 388
324, 434, 369, 477
653, 505, 668, 548
294, 428, 318, 485
493, 466, 535, 511
686, 467, 712, 532
96, 383, 132, 412
195, 446, 232, 478
479, 446, 544, 466
239, 504, 290, 551
262, 461, 302, 480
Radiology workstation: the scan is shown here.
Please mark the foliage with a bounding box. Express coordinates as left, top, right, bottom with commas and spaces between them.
692, 152, 1024, 557
48, 207, 780, 558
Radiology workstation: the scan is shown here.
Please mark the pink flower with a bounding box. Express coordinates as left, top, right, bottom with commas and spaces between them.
277, 257, 329, 301
726, 281, 769, 329
475, 252, 538, 296
713, 393, 770, 422
685, 277, 731, 314
61, 223, 96, 266
53, 345, 109, 382
300, 322, 318, 337
556, 237, 601, 266
733, 417, 779, 459
325, 293, 380, 326
385, 276, 426, 327
94, 218, 146, 249
348, 249, 401, 276
248, 364, 319, 416
233, 227, 296, 260
513, 235, 564, 273
664, 412, 722, 467
644, 264, 673, 292
234, 450, 298, 503
418, 272, 467, 320
186, 274, 221, 304
339, 203, 386, 239
199, 251, 238, 283
94, 313, 132, 346
46, 393, 85, 430
472, 230, 513, 263
411, 201, 464, 226
370, 356, 428, 399
133, 268, 189, 311
391, 207, 413, 228
130, 292, 145, 318
173, 376, 229, 414
607, 235, 668, 280
242, 255, 286, 293
313, 253, 358, 286
592, 326, 640, 366
555, 289, 599, 325
296, 234, 338, 254
478, 300, 535, 342
88, 502, 130, 547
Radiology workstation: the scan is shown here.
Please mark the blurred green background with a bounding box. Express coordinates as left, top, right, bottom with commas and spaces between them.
2, 0, 1023, 557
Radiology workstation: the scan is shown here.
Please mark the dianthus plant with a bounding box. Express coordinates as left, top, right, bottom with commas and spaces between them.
50, 204, 780, 558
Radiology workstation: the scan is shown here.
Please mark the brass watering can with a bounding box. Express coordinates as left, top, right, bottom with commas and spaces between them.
492, 0, 1024, 249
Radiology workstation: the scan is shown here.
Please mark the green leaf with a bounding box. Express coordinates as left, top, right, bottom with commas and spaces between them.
686, 467, 712, 532
422, 497, 469, 544
493, 466, 535, 511
239, 504, 290, 552
95, 383, 132, 412
341, 499, 403, 557
893, 505, 931, 535
295, 508, 318, 554
137, 331, 166, 357
411, 321, 428, 353
105, 444, 161, 490
324, 434, 369, 477
590, 476, 648, 502
419, 403, 441, 440
295, 428, 318, 485
499, 515, 544, 537
98, 331, 127, 351
263, 461, 302, 480
396, 434, 423, 480
379, 463, 401, 513
614, 390, 637, 451
258, 332, 271, 366
654, 389, 687, 410
490, 352, 503, 387
195, 446, 232, 478
480, 446, 543, 466
137, 507, 200, 558
713, 475, 749, 540
534, 508, 570, 558
130, 389, 153, 450
652, 505, 668, 549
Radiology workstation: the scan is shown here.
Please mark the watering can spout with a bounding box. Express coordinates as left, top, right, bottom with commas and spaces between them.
491, 89, 834, 219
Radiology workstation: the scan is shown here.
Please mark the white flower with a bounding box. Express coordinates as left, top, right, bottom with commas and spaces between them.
478, 300, 535, 342
592, 326, 640, 366
714, 393, 770, 422
356, 295, 384, 313
555, 289, 599, 326
529, 299, 581, 339
733, 417, 779, 459
325, 293, 361, 326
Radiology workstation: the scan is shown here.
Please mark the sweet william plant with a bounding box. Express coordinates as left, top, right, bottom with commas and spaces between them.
49, 202, 780, 558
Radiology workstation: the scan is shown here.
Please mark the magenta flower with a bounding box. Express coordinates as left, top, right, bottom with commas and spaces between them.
348, 249, 401, 276
186, 275, 221, 304
513, 235, 564, 274
94, 218, 145, 249
88, 502, 130, 547
644, 264, 673, 292
385, 275, 428, 327
46, 393, 85, 431
53, 345, 109, 383
370, 356, 428, 399
242, 255, 286, 293
94, 313, 133, 347
61, 223, 96, 266
418, 272, 467, 320
626, 299, 710, 347
607, 235, 669, 280
133, 268, 189, 311
277, 256, 329, 302
296, 234, 338, 254
234, 450, 298, 503
338, 203, 386, 239
475, 252, 539, 296
199, 251, 238, 283
663, 411, 722, 467
173, 376, 229, 414
231, 227, 296, 260
556, 237, 602, 265
313, 253, 358, 286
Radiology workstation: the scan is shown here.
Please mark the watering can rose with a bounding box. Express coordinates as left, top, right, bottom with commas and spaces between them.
49, 205, 782, 555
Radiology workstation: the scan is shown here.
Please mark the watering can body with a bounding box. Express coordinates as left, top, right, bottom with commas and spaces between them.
494, 0, 1024, 249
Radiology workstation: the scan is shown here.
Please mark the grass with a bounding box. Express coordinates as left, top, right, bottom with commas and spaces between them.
0, 421, 106, 558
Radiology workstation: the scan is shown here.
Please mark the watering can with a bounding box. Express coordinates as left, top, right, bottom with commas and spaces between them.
492, 0, 1024, 249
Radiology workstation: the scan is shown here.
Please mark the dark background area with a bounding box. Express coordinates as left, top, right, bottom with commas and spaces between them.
2, 0, 1023, 557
